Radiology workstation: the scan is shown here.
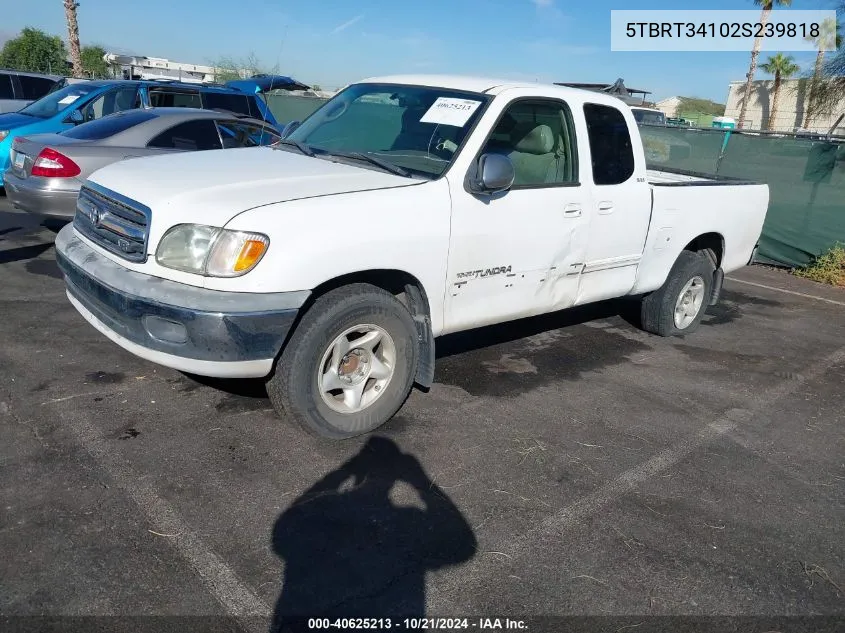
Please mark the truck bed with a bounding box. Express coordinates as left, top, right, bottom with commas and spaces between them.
631, 169, 770, 297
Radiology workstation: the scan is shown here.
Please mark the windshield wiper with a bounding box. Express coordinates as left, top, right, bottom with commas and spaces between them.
273, 139, 315, 157
326, 151, 409, 177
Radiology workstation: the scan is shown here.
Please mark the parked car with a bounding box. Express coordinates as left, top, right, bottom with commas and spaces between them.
4, 107, 282, 220
55, 75, 770, 439
0, 69, 63, 113
0, 76, 305, 182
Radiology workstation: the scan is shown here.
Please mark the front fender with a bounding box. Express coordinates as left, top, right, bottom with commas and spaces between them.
218, 180, 453, 334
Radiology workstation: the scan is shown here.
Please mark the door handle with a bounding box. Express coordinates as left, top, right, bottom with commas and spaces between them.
563, 204, 582, 217
597, 201, 614, 215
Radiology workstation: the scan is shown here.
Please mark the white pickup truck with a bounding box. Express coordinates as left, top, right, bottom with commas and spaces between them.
55, 75, 769, 439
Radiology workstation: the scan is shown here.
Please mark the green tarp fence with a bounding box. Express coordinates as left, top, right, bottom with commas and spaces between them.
639, 126, 845, 268
267, 95, 844, 268
266, 94, 328, 127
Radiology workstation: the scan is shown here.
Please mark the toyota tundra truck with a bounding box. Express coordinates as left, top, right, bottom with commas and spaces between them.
54, 75, 770, 439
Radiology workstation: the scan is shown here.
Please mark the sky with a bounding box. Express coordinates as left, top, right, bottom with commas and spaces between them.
3, 0, 840, 103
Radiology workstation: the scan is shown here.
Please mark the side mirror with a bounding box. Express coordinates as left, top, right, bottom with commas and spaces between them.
67, 109, 84, 125
281, 120, 300, 138
470, 153, 514, 194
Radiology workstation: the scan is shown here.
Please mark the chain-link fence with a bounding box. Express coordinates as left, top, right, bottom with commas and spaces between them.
640, 125, 845, 267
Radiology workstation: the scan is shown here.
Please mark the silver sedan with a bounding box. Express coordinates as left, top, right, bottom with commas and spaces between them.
3, 107, 282, 220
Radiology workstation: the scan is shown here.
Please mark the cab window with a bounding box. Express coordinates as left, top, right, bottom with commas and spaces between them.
583, 103, 635, 185
480, 99, 578, 187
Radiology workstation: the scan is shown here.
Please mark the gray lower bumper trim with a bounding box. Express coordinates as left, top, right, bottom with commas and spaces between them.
56, 226, 305, 363
55, 225, 310, 313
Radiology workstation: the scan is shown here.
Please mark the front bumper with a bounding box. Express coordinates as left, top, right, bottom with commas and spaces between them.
55, 225, 310, 378
3, 172, 79, 219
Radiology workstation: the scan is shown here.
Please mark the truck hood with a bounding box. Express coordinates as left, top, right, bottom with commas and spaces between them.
86, 147, 416, 240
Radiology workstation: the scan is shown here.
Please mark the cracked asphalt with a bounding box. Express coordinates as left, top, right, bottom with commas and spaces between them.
1, 196, 843, 632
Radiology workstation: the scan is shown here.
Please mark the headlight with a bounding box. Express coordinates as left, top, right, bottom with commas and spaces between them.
0, 130, 9, 142
155, 224, 269, 277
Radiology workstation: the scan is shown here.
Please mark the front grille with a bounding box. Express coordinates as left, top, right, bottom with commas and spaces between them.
73, 184, 151, 263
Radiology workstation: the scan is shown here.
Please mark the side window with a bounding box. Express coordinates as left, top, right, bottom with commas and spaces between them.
216, 120, 280, 148
18, 76, 57, 100
147, 119, 223, 151
0, 74, 14, 100
583, 103, 635, 185
480, 99, 578, 187
202, 93, 254, 116
79, 88, 139, 122
148, 89, 202, 108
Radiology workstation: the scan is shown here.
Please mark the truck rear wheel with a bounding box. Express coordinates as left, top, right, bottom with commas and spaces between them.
266, 284, 418, 439
640, 250, 714, 337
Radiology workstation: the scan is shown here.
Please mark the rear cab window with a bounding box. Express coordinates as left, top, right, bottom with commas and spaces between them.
583, 103, 635, 185
63, 110, 158, 140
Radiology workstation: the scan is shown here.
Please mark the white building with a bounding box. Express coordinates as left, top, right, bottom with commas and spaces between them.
103, 54, 243, 84
723, 78, 845, 133
655, 96, 682, 118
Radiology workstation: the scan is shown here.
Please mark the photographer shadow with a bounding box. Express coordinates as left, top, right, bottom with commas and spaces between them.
270, 437, 477, 632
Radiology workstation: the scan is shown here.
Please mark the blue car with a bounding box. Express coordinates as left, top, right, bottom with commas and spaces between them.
0, 76, 306, 181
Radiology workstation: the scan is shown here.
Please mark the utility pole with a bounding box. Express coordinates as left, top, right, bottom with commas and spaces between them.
63, 0, 84, 77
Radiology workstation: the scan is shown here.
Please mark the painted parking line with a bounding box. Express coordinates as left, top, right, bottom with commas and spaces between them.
438, 344, 845, 608
728, 277, 845, 307
49, 404, 273, 629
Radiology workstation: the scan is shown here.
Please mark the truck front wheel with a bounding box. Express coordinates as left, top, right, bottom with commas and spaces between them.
640, 250, 715, 337
266, 284, 418, 439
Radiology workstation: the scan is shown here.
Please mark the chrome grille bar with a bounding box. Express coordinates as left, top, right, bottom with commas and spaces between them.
73, 182, 151, 263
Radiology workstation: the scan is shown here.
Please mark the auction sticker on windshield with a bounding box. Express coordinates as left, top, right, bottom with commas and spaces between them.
420, 98, 482, 127
58, 95, 81, 105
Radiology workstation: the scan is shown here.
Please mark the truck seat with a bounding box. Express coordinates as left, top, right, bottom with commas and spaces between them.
502, 122, 564, 185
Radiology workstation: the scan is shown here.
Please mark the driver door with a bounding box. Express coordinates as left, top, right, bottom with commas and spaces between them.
443, 97, 590, 334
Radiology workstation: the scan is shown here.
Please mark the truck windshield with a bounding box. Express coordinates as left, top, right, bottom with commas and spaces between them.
18, 83, 99, 119
285, 83, 491, 178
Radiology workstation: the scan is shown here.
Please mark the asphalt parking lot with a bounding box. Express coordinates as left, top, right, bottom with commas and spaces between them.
1, 195, 844, 631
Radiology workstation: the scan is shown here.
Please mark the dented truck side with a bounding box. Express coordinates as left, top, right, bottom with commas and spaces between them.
55, 75, 769, 438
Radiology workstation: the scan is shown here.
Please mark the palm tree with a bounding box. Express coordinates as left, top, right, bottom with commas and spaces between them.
803, 17, 841, 128
737, 0, 792, 129
761, 53, 800, 130
63, 0, 83, 77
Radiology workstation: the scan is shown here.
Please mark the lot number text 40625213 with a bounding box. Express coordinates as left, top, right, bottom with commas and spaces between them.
306, 617, 529, 630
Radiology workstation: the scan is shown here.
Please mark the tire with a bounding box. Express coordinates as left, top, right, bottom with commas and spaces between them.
266, 283, 418, 439
640, 250, 715, 337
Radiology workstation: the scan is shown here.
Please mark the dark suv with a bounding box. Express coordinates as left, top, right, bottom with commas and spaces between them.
0, 70, 63, 113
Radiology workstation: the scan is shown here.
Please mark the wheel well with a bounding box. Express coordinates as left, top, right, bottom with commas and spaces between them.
307, 269, 431, 317
684, 233, 724, 268
298, 270, 436, 389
